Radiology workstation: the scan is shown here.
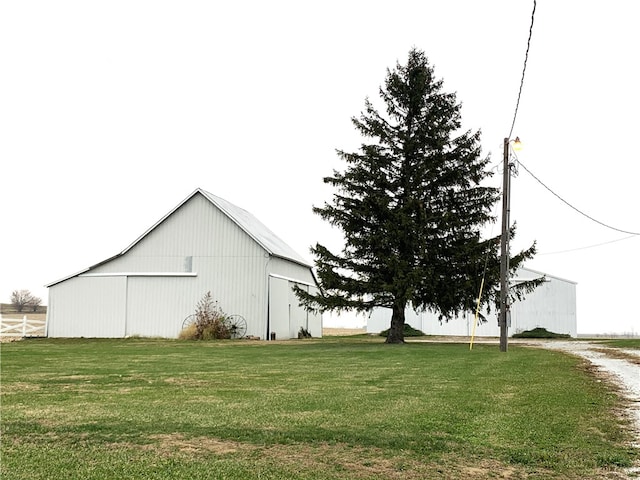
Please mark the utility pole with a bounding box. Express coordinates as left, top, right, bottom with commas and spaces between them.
499, 137, 511, 352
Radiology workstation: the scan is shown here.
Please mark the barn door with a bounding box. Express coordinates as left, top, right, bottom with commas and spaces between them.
268, 276, 289, 339
288, 282, 308, 338
268, 276, 311, 340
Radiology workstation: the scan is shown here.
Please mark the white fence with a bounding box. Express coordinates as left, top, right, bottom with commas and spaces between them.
0, 315, 47, 338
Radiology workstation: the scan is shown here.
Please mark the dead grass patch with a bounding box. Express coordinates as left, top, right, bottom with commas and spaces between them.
0, 336, 23, 343
127, 436, 534, 479
145, 433, 244, 455
0, 381, 42, 393
163, 377, 211, 387
592, 348, 640, 366
459, 460, 527, 479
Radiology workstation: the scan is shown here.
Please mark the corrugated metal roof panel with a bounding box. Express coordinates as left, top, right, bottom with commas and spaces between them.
199, 189, 311, 267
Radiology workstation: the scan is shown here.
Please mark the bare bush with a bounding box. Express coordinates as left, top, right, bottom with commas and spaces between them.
189, 291, 230, 340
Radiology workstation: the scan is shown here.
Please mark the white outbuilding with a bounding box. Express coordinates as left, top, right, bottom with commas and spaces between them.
46, 188, 322, 339
367, 267, 577, 337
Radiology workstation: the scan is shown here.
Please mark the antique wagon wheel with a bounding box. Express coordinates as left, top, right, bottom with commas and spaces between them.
182, 314, 197, 330
225, 314, 247, 339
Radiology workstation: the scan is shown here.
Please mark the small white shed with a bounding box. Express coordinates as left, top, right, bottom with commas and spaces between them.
367, 267, 577, 337
46, 188, 322, 339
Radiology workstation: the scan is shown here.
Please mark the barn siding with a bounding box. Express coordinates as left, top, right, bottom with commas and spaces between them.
510, 274, 577, 337
47, 276, 127, 337
91, 194, 265, 273
367, 268, 577, 337
268, 257, 316, 284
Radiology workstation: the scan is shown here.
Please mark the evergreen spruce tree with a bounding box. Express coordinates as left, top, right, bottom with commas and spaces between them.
297, 49, 536, 343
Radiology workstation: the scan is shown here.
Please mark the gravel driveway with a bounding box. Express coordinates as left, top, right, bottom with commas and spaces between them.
540, 340, 640, 475
541, 341, 640, 432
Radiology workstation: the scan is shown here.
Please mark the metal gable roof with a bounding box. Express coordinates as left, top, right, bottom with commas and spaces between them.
198, 189, 311, 267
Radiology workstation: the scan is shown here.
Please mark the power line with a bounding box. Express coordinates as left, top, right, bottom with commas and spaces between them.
539, 234, 638, 255
508, 0, 537, 140
518, 159, 640, 236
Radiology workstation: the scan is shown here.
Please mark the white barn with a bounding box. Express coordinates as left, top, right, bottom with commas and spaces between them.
367, 267, 577, 337
46, 188, 322, 340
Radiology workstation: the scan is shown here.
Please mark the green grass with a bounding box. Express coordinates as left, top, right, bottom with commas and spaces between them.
596, 338, 640, 350
1, 337, 637, 479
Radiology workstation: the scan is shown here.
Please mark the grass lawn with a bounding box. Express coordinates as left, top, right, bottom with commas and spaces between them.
1, 337, 637, 479
597, 338, 640, 350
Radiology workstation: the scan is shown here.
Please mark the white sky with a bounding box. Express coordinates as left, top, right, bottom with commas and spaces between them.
1, 1, 638, 334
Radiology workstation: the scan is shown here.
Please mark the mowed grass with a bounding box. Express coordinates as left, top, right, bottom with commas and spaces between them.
1, 337, 637, 479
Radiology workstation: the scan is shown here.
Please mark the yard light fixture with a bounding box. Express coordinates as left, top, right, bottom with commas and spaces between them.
498, 137, 521, 352
512, 136, 523, 151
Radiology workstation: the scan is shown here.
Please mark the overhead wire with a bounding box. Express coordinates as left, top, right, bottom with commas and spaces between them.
517, 159, 640, 236
504, 0, 639, 248
539, 234, 638, 255
504, 0, 638, 241
508, 0, 537, 139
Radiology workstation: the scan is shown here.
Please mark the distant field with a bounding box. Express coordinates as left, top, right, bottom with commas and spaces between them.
0, 303, 47, 319
1, 337, 636, 479
322, 327, 367, 336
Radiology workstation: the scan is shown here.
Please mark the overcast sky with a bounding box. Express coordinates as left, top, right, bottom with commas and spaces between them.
2, 1, 638, 334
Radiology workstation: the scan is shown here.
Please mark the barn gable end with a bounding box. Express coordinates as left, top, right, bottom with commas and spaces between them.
46, 189, 321, 339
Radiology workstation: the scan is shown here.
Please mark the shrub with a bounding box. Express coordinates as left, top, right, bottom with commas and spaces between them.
298, 327, 312, 339
512, 327, 570, 339
379, 324, 425, 337
181, 292, 231, 340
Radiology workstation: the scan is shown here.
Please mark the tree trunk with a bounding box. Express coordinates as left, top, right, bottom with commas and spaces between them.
385, 301, 406, 344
